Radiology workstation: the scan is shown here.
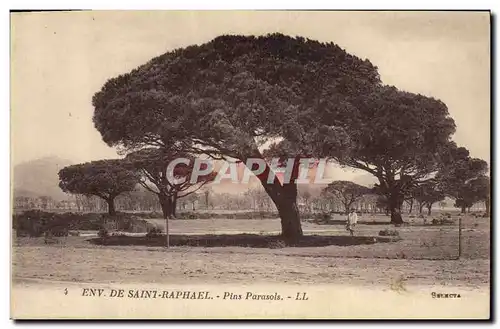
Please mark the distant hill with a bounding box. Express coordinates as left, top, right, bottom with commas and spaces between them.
12, 156, 74, 201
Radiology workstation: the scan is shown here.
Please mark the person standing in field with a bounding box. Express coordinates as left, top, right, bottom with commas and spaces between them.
346, 208, 358, 236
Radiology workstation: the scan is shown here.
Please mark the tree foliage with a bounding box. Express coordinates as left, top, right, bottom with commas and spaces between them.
92, 33, 382, 242
452, 175, 490, 214
326, 85, 456, 223
412, 182, 445, 215
323, 181, 371, 213
125, 148, 216, 218
436, 145, 489, 213
375, 195, 390, 214
58, 160, 139, 215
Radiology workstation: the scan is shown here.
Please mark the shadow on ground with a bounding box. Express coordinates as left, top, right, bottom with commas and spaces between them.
87, 234, 400, 248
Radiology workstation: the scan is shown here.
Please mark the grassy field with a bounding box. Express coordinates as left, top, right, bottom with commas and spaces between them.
12, 213, 490, 288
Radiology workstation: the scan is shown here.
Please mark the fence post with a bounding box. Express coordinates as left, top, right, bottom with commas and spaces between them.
458, 216, 462, 259
165, 217, 170, 248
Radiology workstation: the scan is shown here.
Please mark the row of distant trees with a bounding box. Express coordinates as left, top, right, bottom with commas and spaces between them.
58, 154, 216, 219
54, 34, 490, 243
52, 170, 489, 217
321, 177, 489, 216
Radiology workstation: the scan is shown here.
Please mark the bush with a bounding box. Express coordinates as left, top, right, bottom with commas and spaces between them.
124, 211, 283, 220
48, 225, 69, 237
146, 227, 163, 238
13, 210, 53, 237
44, 231, 59, 244
378, 229, 400, 237
320, 212, 331, 221
267, 240, 286, 249
432, 218, 454, 226
121, 210, 365, 221
103, 213, 152, 232
126, 211, 163, 219
13, 211, 153, 237
97, 228, 109, 238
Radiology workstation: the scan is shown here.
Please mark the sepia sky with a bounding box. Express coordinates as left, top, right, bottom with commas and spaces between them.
10, 11, 490, 180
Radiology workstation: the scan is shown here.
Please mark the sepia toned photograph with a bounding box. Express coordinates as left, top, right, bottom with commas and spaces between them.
10, 10, 491, 319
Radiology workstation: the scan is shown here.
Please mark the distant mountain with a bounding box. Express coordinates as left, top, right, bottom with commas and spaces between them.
12, 156, 74, 201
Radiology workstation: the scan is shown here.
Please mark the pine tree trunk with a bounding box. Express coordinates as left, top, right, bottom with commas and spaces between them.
158, 195, 171, 248
252, 157, 303, 244
172, 194, 178, 218
419, 203, 425, 214
159, 196, 172, 219
388, 193, 403, 225
342, 201, 350, 214
107, 197, 116, 216
275, 196, 302, 243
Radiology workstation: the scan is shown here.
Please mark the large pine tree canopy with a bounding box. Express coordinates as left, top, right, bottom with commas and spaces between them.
91, 32, 464, 229
92, 33, 382, 160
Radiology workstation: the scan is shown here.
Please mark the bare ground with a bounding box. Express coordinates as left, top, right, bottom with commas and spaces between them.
12, 214, 490, 288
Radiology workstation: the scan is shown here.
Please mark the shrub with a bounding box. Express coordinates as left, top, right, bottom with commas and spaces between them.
128, 211, 163, 219
13, 211, 153, 237
13, 210, 51, 237
396, 252, 407, 259
173, 211, 280, 220
267, 240, 286, 249
104, 213, 152, 233
320, 212, 331, 221
146, 227, 163, 238
432, 218, 454, 226
48, 225, 69, 237
378, 229, 400, 237
98, 228, 109, 238
44, 231, 59, 244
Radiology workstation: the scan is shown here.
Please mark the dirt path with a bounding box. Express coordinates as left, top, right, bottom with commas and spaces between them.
13, 244, 489, 288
